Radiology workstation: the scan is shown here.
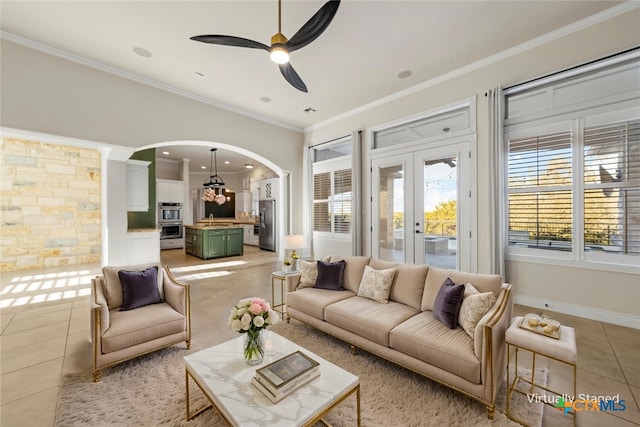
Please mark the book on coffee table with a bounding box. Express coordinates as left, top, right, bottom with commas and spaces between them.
253, 351, 320, 402
251, 372, 319, 403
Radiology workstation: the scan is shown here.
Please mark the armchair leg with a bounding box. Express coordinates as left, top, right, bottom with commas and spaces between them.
185, 339, 191, 350
92, 370, 101, 382
486, 405, 495, 420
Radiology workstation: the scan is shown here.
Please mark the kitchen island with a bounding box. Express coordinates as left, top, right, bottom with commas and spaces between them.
184, 225, 244, 260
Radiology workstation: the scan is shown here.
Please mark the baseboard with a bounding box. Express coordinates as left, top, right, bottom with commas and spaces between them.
514, 295, 640, 330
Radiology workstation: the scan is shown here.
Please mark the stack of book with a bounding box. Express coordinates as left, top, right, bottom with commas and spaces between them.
252, 350, 321, 403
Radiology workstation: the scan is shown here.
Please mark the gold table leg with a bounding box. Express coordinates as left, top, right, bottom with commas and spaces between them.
185, 367, 213, 421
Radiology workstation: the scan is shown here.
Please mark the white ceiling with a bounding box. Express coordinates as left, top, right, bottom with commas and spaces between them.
0, 0, 623, 172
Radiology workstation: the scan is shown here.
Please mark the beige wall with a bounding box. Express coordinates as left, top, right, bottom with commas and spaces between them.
0, 138, 101, 271
303, 9, 640, 324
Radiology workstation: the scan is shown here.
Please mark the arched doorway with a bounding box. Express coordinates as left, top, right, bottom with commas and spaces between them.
136, 140, 290, 259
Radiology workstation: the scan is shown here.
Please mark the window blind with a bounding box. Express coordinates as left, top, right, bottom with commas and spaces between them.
583, 119, 640, 254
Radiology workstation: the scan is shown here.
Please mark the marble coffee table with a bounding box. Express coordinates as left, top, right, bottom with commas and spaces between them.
184, 330, 360, 426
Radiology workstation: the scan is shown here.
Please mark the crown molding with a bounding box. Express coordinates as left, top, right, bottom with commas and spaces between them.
304, 1, 640, 133
0, 31, 302, 133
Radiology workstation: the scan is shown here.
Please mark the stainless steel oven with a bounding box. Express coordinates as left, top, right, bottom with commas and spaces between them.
158, 203, 182, 223
160, 222, 184, 240
160, 222, 184, 249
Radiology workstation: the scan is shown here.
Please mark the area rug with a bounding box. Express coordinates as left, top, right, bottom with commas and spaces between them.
55, 321, 546, 426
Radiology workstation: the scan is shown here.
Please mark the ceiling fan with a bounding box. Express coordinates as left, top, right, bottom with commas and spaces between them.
190, 0, 341, 93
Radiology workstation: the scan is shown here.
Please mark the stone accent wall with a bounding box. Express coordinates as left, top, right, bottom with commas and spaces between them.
0, 138, 101, 271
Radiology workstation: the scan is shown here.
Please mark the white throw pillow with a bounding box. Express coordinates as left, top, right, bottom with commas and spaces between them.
458, 283, 495, 338
297, 260, 318, 289
357, 265, 396, 304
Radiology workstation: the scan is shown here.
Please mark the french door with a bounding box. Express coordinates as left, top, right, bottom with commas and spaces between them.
372, 142, 473, 270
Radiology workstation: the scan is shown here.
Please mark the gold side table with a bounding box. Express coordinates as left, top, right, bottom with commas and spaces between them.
271, 271, 296, 319
505, 316, 577, 427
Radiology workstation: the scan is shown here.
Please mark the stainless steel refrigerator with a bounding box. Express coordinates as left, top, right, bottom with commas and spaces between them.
259, 199, 276, 251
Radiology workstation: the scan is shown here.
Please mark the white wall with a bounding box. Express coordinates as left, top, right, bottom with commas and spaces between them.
1, 39, 305, 261
303, 9, 640, 326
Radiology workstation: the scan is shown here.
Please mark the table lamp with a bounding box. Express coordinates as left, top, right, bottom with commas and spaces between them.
284, 235, 306, 271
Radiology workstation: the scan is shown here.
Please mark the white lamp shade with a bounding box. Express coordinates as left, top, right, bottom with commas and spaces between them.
284, 235, 306, 250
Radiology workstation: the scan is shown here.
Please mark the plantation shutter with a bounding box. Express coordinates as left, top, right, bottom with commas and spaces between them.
313, 172, 331, 232
333, 169, 352, 234
583, 119, 640, 254
507, 131, 573, 249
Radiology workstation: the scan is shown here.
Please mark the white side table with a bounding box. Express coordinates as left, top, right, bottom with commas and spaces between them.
270, 271, 297, 319
505, 316, 577, 426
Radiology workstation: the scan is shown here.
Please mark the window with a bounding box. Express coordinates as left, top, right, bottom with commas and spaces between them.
508, 130, 573, 251
583, 119, 640, 255
312, 168, 352, 235
373, 106, 471, 149
504, 52, 639, 269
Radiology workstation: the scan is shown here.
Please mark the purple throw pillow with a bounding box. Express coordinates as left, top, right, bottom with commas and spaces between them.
313, 260, 346, 290
433, 277, 465, 329
118, 266, 161, 311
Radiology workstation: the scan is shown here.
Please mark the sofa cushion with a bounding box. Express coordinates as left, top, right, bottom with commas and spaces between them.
329, 256, 371, 293
286, 288, 356, 320
119, 266, 162, 311
314, 260, 346, 290
458, 283, 494, 339
102, 303, 185, 353
422, 267, 501, 312
433, 278, 465, 329
297, 260, 318, 289
357, 265, 396, 303
368, 259, 428, 310
390, 311, 480, 384
324, 296, 419, 347
102, 263, 163, 310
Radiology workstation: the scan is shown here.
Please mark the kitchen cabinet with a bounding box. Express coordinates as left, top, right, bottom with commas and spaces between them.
127, 160, 151, 212
127, 230, 160, 264
185, 227, 243, 259
235, 191, 252, 216
225, 228, 244, 256
243, 225, 259, 246
258, 178, 278, 200
157, 179, 185, 203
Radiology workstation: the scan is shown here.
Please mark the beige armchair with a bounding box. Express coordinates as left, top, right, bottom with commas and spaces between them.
90, 263, 191, 381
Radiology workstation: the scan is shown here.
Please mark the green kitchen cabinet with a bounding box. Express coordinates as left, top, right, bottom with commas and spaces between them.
205, 230, 226, 259
185, 227, 244, 259
225, 228, 243, 256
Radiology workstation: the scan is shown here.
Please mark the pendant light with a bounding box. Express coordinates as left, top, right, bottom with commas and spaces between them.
202, 148, 227, 205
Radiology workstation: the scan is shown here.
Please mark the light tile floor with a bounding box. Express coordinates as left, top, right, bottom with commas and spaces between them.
1, 248, 638, 426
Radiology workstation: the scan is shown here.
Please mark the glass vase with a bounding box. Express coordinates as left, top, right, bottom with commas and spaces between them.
243, 329, 265, 365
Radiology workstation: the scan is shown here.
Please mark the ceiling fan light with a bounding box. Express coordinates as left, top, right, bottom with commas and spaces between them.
270, 46, 289, 64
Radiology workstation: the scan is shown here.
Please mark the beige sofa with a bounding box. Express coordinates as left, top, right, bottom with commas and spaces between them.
90, 263, 191, 381
285, 256, 513, 418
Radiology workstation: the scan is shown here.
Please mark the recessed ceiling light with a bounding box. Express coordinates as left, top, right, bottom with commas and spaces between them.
398, 70, 412, 79
260, 96, 272, 103
162, 151, 170, 155
245, 164, 254, 169
133, 47, 152, 58
201, 166, 207, 169
224, 161, 230, 164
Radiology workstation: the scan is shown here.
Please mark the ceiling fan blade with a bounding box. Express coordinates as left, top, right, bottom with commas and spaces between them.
286, 0, 340, 53
279, 63, 308, 93
190, 35, 269, 51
